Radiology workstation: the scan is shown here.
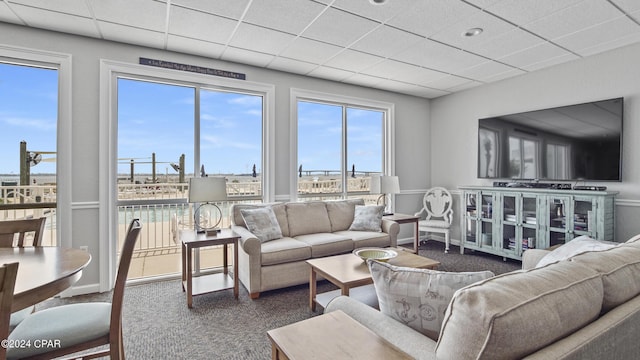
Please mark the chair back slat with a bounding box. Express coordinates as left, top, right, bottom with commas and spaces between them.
0, 218, 47, 247
0, 262, 19, 359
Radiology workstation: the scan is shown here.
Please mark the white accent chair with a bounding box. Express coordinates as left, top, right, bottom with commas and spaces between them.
415, 187, 453, 253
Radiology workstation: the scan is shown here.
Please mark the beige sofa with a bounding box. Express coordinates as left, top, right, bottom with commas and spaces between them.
326, 234, 640, 360
230, 199, 399, 299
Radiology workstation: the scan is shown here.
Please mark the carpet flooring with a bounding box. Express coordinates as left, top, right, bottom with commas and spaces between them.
39, 241, 521, 359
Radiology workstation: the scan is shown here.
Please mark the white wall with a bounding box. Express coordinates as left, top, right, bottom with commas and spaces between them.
0, 22, 430, 290
431, 42, 640, 242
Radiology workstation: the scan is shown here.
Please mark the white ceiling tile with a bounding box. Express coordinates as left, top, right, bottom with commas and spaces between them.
307, 66, 354, 82
430, 10, 516, 51
323, 49, 384, 73
100, 22, 165, 48
464, 0, 504, 9
480, 0, 585, 26
611, 0, 640, 13
574, 31, 640, 57
267, 57, 317, 75
521, 53, 580, 72
243, 0, 326, 34
280, 38, 343, 64
482, 68, 525, 83
89, 0, 167, 32
424, 75, 474, 90
374, 79, 437, 97
392, 39, 487, 73
468, 28, 544, 59
361, 59, 447, 85
10, 5, 100, 38
457, 60, 520, 81
554, 16, 640, 55
167, 35, 226, 58
343, 73, 385, 87
387, 1, 480, 38
302, 8, 379, 47
220, 47, 275, 67
524, 0, 624, 40
229, 23, 296, 55
447, 80, 483, 92
9, 0, 92, 17
171, 0, 250, 20
168, 6, 238, 45
350, 25, 423, 58
330, 0, 415, 23
0, 2, 22, 24
498, 42, 573, 69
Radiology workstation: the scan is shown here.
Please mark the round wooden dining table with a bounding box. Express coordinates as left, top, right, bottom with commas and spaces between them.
0, 247, 91, 312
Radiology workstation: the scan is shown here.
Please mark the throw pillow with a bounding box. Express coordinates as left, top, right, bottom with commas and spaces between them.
536, 235, 617, 268
240, 207, 282, 243
349, 205, 384, 232
368, 259, 494, 341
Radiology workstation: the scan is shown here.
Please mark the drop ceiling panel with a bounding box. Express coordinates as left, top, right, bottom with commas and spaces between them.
424, 74, 475, 91
521, 53, 580, 72
280, 37, 343, 64
577, 32, 640, 57
229, 23, 296, 55
166, 35, 226, 59
330, 0, 415, 23
430, 10, 515, 51
392, 39, 488, 73
457, 60, 523, 82
498, 42, 573, 69
323, 49, 384, 73
267, 57, 317, 75
0, 3, 21, 24
100, 22, 165, 48
307, 66, 354, 82
10, 5, 99, 38
89, 0, 167, 32
242, 0, 326, 34
611, 0, 640, 13
301, 7, 379, 47
523, 0, 625, 40
168, 7, 238, 45
554, 16, 640, 55
360, 59, 446, 85
10, 0, 92, 17
171, 0, 250, 20
220, 47, 275, 68
480, 0, 586, 26
467, 28, 545, 59
350, 25, 423, 58
343, 73, 385, 88
387, 0, 480, 38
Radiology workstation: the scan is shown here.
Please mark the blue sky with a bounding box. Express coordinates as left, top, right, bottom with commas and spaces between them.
1, 62, 382, 178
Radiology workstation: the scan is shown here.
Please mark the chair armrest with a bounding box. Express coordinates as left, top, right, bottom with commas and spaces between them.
381, 219, 400, 247
231, 225, 261, 256
522, 249, 550, 270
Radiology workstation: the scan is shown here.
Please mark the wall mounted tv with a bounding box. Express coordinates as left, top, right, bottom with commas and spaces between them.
478, 97, 623, 182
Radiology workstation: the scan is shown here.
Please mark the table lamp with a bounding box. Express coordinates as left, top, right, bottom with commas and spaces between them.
188, 177, 228, 235
370, 175, 400, 215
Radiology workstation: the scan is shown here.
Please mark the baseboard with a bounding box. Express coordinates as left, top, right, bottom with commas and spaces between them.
398, 236, 461, 247
59, 283, 101, 298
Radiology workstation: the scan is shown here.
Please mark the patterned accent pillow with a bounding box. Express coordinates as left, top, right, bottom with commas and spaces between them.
349, 205, 384, 232
368, 260, 494, 341
240, 207, 283, 243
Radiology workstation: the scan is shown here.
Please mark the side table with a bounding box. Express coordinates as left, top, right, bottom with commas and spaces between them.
384, 213, 420, 253
180, 228, 240, 308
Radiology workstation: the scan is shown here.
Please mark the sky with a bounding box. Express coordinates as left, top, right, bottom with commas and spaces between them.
1, 62, 383, 179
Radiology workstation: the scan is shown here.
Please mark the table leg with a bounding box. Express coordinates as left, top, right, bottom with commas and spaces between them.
181, 243, 186, 292
223, 243, 228, 275
341, 286, 350, 296
186, 244, 193, 308
413, 220, 419, 254
233, 241, 239, 299
309, 268, 317, 311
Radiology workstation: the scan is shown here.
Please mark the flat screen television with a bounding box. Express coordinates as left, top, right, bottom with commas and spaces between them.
478, 97, 623, 182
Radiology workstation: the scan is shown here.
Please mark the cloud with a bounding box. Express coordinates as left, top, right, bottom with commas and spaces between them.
2, 117, 56, 131
201, 134, 258, 150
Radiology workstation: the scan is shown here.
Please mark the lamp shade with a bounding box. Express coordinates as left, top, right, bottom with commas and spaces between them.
370, 175, 400, 194
188, 177, 228, 203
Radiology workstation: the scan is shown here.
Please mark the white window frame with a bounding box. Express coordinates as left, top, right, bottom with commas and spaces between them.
290, 88, 395, 202
100, 60, 274, 291
0, 45, 72, 248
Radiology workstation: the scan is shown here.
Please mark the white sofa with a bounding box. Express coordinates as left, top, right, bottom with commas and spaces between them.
231, 199, 400, 299
326, 234, 640, 359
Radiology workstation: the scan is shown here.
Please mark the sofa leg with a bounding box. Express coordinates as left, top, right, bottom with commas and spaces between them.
249, 292, 260, 299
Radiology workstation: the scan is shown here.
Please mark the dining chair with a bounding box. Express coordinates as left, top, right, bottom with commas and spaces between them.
7, 219, 142, 360
0, 217, 47, 330
0, 217, 46, 247
414, 187, 453, 253
0, 262, 19, 360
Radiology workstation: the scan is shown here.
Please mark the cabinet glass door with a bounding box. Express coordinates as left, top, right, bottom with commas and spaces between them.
521, 195, 538, 251
464, 192, 478, 245
501, 194, 517, 254
548, 196, 570, 247
573, 197, 595, 237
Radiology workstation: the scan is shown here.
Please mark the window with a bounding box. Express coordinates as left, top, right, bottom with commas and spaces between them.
293, 89, 393, 201
509, 136, 539, 179
478, 128, 499, 178
0, 61, 58, 245
547, 143, 571, 179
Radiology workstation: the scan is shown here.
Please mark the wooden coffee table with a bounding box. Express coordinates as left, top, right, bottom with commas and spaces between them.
307, 247, 440, 311
267, 310, 412, 360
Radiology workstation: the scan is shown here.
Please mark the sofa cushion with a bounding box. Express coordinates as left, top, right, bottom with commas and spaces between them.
232, 203, 289, 237
240, 207, 283, 243
570, 244, 640, 312
260, 237, 311, 266
349, 205, 384, 232
335, 230, 390, 249
368, 260, 494, 341
326, 199, 364, 232
286, 202, 332, 237
294, 233, 353, 257
536, 235, 616, 268
436, 261, 604, 360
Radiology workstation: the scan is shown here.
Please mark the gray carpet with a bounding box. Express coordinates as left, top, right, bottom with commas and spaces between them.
39, 241, 520, 359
